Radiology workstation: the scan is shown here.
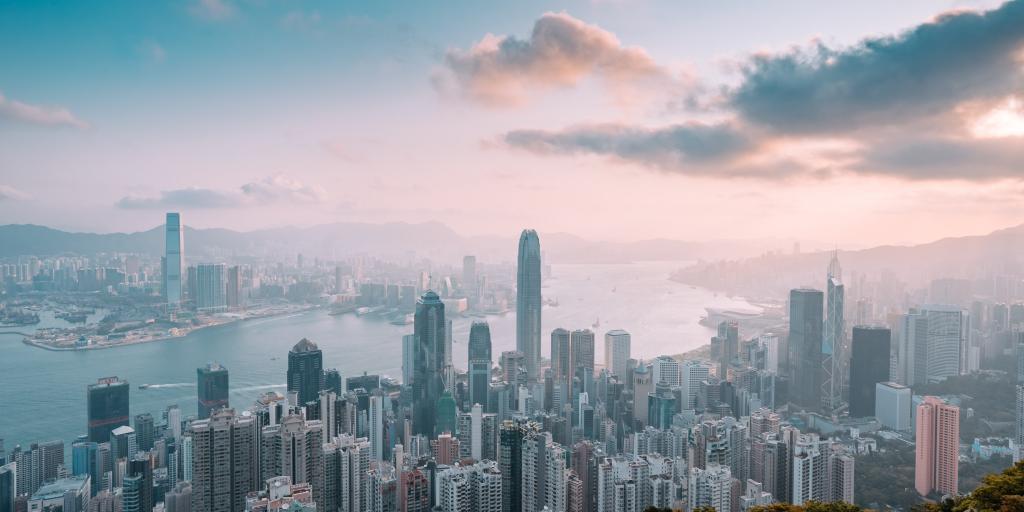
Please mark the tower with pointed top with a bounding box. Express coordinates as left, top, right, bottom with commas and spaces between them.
412, 290, 447, 436
823, 250, 845, 412
517, 229, 542, 382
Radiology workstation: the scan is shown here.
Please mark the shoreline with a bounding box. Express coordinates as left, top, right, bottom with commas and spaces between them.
19, 305, 319, 352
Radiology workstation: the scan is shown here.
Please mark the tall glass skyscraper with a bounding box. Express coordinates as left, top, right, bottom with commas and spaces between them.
287, 338, 324, 407
823, 251, 845, 412
468, 321, 492, 411
516, 229, 542, 382
87, 376, 130, 443
412, 291, 446, 436
197, 363, 229, 419
164, 212, 184, 306
788, 289, 824, 411
848, 326, 891, 417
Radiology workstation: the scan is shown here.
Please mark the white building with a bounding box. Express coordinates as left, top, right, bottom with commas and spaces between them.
650, 356, 681, 387
604, 330, 632, 379
679, 361, 710, 410
875, 382, 912, 431
688, 464, 731, 512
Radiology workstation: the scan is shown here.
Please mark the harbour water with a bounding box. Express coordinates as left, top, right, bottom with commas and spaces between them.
0, 261, 755, 451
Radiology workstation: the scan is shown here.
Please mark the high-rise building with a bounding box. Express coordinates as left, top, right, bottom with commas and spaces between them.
521, 432, 567, 512
436, 461, 502, 512
551, 328, 571, 381
469, 321, 493, 410
189, 408, 256, 512
260, 414, 322, 485
680, 361, 710, 410
791, 433, 828, 505
498, 420, 538, 512
823, 251, 845, 412
875, 382, 912, 431
915, 396, 960, 497
570, 329, 595, 375
516, 229, 542, 382
125, 453, 153, 512
688, 463, 732, 512
650, 355, 680, 387
848, 326, 892, 418
164, 212, 184, 306
500, 351, 525, 385
133, 412, 155, 451
462, 255, 478, 303
603, 330, 631, 379
321, 434, 370, 512
197, 362, 229, 419
788, 288, 824, 411
713, 321, 739, 380
899, 307, 969, 386
287, 338, 324, 407
1017, 385, 1024, 462
402, 334, 416, 387
195, 263, 226, 311
226, 265, 242, 308
412, 291, 446, 436
0, 462, 15, 512
87, 377, 130, 443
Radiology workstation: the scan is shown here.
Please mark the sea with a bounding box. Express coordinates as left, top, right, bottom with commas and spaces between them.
0, 261, 755, 452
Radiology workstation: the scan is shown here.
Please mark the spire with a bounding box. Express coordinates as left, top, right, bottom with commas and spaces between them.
827, 248, 842, 281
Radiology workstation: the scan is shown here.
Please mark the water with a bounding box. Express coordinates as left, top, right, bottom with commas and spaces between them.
0, 262, 754, 451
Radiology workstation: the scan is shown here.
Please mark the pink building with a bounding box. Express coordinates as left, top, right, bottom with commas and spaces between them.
915, 396, 960, 497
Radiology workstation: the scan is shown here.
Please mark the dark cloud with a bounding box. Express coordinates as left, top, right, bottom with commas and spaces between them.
729, 0, 1024, 134
505, 123, 804, 178
116, 175, 326, 210
116, 188, 242, 209
438, 12, 671, 106
858, 135, 1024, 180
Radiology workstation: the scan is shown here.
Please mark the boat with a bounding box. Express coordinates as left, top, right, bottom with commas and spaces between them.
592, 317, 600, 329
139, 384, 152, 390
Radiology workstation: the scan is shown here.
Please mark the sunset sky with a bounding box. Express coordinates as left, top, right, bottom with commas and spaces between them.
2, 0, 1023, 246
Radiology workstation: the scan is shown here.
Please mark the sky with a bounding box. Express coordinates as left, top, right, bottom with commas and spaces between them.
1, 0, 1024, 246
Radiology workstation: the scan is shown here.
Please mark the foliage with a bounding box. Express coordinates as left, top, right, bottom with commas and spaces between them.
750, 502, 862, 511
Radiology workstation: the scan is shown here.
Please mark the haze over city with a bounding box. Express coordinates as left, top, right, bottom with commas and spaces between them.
5, 2, 1024, 512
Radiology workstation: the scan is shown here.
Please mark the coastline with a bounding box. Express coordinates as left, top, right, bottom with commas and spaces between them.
17, 305, 319, 352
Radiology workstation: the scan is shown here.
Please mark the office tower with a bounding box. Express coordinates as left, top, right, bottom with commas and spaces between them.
462, 255, 478, 300
876, 382, 912, 431
287, 338, 324, 407
125, 453, 153, 512
197, 362, 230, 420
195, 263, 226, 310
469, 321, 493, 410
0, 463, 14, 512
368, 392, 386, 461
551, 328, 571, 380
321, 434, 370, 512
88, 377, 130, 443
164, 212, 184, 306
923, 306, 968, 382
680, 361, 710, 410
325, 368, 343, 395
915, 397, 960, 497
402, 334, 416, 387
26, 476, 90, 512
436, 461, 502, 512
498, 421, 538, 512
823, 251, 845, 412
189, 409, 256, 512
714, 321, 739, 380
604, 330, 631, 379
632, 365, 652, 424
260, 414, 322, 485
521, 432, 567, 512
569, 329, 596, 375
647, 382, 677, 429
650, 355, 680, 386
763, 431, 793, 505
688, 463, 732, 512
848, 326, 892, 417
226, 265, 242, 308
133, 412, 156, 452
788, 288, 824, 411
516, 229, 542, 382
758, 333, 780, 373
412, 291, 447, 436
436, 390, 458, 437
498, 351, 524, 385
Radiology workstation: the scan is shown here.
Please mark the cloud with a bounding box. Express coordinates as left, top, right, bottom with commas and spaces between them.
0, 185, 30, 201
189, 0, 235, 21
0, 91, 88, 129
437, 12, 672, 106
728, 0, 1024, 134
116, 175, 326, 210
138, 40, 166, 63
281, 10, 322, 32
857, 134, 1024, 180
505, 123, 809, 179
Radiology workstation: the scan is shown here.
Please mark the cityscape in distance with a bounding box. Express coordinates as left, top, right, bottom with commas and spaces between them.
3, 2, 1024, 512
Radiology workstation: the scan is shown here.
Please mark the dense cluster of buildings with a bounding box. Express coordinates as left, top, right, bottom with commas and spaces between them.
6, 217, 1024, 512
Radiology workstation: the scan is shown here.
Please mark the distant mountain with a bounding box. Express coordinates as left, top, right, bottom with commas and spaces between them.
0, 222, 828, 264
674, 223, 1024, 296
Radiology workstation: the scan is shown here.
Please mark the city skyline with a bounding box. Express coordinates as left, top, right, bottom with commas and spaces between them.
3, 1, 1024, 245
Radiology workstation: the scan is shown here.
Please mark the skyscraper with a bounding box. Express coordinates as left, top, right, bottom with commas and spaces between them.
287, 338, 324, 407
915, 396, 960, 497
823, 252, 845, 412
550, 328, 571, 380
164, 212, 184, 306
875, 382, 912, 431
197, 363, 229, 420
713, 321, 739, 380
412, 291, 446, 436
516, 229, 542, 382
260, 414, 323, 485
468, 321, 492, 410
87, 377, 130, 443
848, 326, 891, 418
226, 265, 242, 308
189, 409, 256, 512
788, 288, 824, 411
603, 329, 631, 379
0, 462, 14, 512
195, 263, 226, 311
570, 329, 595, 375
